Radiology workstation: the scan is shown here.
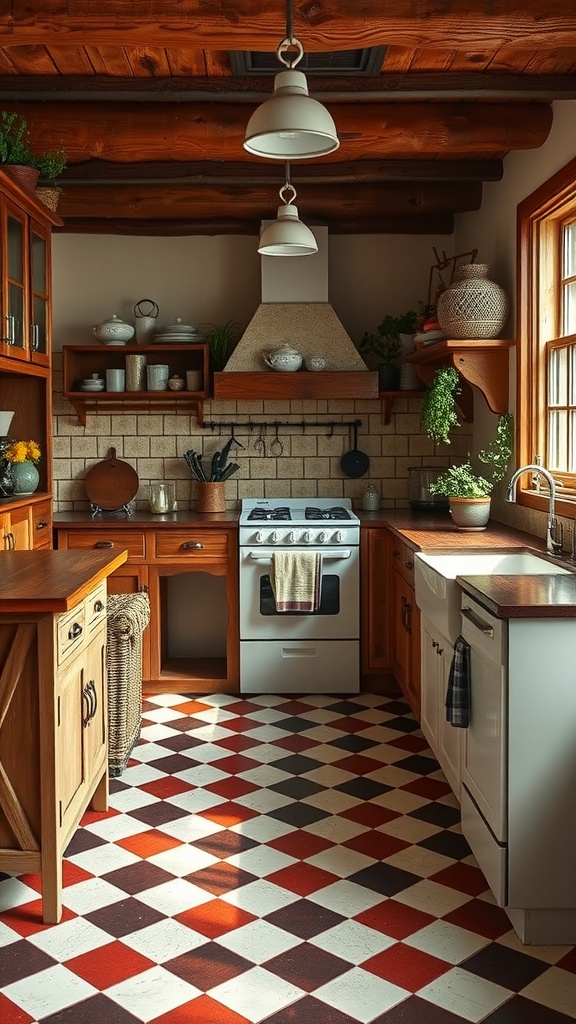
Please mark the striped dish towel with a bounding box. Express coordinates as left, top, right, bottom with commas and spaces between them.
270, 551, 323, 612
446, 635, 471, 728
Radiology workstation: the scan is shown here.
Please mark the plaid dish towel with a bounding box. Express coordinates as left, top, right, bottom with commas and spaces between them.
270, 551, 323, 612
446, 635, 471, 728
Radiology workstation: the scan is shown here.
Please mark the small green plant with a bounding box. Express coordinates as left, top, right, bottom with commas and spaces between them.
203, 319, 241, 371
430, 413, 514, 498
0, 111, 37, 167
359, 310, 417, 363
420, 366, 461, 445
37, 148, 66, 187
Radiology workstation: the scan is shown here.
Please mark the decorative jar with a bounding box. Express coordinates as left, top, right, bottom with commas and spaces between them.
11, 460, 39, 496
92, 314, 135, 344
437, 263, 509, 339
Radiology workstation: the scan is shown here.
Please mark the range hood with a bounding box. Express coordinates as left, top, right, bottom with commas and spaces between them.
223, 226, 369, 373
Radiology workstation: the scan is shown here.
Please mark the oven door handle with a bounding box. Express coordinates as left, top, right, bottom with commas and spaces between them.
247, 549, 352, 560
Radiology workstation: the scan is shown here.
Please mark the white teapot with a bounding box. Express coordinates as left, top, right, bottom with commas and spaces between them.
93, 313, 134, 344
264, 344, 303, 372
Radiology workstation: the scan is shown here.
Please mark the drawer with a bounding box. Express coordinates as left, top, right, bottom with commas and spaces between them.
153, 529, 230, 560
32, 500, 52, 549
57, 603, 87, 665
391, 539, 416, 585
60, 529, 147, 561
86, 582, 107, 633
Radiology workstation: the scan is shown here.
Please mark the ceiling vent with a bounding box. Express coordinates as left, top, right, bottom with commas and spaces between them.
229, 47, 386, 77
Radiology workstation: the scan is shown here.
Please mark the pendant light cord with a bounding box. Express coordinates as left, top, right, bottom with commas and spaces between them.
286, 0, 294, 42
277, 0, 303, 68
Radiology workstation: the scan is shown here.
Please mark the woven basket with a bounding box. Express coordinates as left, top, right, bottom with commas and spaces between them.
3, 165, 40, 194
106, 592, 150, 777
34, 185, 61, 212
437, 263, 508, 339
196, 481, 226, 513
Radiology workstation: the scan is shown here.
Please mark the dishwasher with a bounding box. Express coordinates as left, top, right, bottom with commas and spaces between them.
459, 594, 508, 906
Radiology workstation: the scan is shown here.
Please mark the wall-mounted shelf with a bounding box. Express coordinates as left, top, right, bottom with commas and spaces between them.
62, 344, 209, 426
408, 339, 515, 414
213, 370, 379, 401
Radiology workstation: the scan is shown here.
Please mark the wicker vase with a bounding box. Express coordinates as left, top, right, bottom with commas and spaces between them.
437, 263, 508, 339
196, 481, 226, 513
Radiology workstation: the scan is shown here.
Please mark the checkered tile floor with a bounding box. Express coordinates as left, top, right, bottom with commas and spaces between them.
2, 693, 576, 1024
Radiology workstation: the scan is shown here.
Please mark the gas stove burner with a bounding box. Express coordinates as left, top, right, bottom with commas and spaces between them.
247, 506, 291, 521
305, 506, 351, 521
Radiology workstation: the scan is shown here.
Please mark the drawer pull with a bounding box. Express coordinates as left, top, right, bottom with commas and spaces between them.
95, 540, 114, 548
68, 621, 83, 640
405, 559, 414, 571
181, 541, 204, 550
36, 520, 48, 530
462, 605, 494, 637
393, 549, 401, 558
93, 599, 104, 613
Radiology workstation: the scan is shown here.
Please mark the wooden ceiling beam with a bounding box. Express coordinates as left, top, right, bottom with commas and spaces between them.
8, 100, 552, 162
56, 213, 455, 237
61, 158, 503, 185
3, 2, 576, 51
56, 181, 481, 220
1, 73, 575, 101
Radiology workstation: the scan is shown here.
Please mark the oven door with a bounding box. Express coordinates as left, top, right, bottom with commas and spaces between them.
239, 546, 359, 640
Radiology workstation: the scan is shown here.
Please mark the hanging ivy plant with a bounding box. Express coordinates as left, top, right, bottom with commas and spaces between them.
420, 366, 461, 445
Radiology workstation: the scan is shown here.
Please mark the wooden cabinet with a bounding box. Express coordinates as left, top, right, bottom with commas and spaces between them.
0, 572, 114, 923
361, 526, 393, 675
55, 520, 239, 694
390, 536, 421, 716
63, 344, 209, 426
420, 618, 460, 797
31, 498, 52, 549
0, 502, 31, 549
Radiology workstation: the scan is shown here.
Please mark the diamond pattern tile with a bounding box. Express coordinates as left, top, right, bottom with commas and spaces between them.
1, 692, 575, 1023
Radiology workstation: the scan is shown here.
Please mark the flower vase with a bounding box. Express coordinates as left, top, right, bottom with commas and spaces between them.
11, 460, 40, 495
437, 263, 509, 339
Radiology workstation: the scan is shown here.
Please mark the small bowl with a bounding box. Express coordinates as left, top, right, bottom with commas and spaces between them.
305, 356, 327, 372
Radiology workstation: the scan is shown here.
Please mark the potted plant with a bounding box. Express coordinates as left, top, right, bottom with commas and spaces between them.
36, 147, 67, 211
0, 111, 40, 192
359, 310, 417, 390
203, 319, 241, 372
429, 413, 514, 529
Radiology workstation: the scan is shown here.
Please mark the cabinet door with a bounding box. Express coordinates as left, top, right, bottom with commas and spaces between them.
29, 219, 51, 366
82, 631, 107, 781
32, 499, 52, 549
1, 504, 32, 549
0, 199, 28, 362
392, 570, 420, 716
420, 621, 440, 751
361, 528, 392, 674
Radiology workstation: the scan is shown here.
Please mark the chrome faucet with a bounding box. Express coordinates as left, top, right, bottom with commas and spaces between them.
506, 464, 561, 555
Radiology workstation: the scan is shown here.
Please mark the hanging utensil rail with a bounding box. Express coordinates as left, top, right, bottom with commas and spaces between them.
203, 418, 362, 434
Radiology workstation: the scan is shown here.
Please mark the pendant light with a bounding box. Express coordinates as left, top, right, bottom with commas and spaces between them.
258, 164, 318, 257
244, 0, 339, 160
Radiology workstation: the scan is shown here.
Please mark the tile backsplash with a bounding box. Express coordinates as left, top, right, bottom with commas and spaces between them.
52, 353, 472, 512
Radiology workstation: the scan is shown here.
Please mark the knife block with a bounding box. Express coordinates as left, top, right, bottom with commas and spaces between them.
196, 481, 226, 513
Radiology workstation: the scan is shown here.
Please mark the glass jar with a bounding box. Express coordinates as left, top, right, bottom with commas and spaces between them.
407, 467, 449, 512
362, 485, 380, 511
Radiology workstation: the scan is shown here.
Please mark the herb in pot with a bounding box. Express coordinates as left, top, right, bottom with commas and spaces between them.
420, 366, 461, 445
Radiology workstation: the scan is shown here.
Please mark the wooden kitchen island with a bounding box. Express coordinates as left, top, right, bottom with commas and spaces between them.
0, 549, 127, 923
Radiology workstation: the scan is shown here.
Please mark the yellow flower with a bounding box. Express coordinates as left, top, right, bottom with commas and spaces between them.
5, 439, 41, 464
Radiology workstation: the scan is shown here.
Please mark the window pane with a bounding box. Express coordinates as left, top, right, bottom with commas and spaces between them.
548, 409, 567, 470
563, 221, 576, 278
548, 346, 567, 405
562, 281, 576, 335
570, 410, 576, 473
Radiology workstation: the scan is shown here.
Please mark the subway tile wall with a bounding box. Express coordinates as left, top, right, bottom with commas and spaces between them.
52, 354, 473, 513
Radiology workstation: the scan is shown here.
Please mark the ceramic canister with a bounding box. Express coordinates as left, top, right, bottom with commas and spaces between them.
147, 364, 169, 391
125, 354, 147, 391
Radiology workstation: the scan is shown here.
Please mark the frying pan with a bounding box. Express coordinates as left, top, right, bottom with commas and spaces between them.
340, 422, 370, 478
84, 447, 139, 509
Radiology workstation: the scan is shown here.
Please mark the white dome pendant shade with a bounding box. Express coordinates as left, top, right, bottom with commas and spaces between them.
244, 67, 339, 160
258, 178, 318, 257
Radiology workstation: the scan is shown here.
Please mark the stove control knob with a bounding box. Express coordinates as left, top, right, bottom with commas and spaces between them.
269, 530, 279, 544
335, 530, 344, 543
256, 530, 265, 544
288, 530, 298, 544
318, 530, 329, 543
303, 531, 313, 544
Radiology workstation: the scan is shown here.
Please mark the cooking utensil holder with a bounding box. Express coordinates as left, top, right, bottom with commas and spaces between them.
196, 481, 226, 513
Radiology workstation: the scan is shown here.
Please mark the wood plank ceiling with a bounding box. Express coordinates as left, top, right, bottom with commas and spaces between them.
1, 1, 575, 235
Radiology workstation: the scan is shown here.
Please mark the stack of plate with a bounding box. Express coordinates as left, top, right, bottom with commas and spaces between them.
80, 378, 105, 392
153, 317, 199, 344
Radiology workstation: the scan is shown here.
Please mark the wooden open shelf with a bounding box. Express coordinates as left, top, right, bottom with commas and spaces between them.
408, 339, 515, 414
213, 370, 379, 401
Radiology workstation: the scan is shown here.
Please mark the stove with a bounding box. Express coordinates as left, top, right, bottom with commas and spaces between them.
239, 498, 360, 548
238, 498, 360, 695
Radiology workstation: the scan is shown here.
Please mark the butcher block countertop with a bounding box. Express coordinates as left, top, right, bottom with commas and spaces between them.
0, 549, 127, 612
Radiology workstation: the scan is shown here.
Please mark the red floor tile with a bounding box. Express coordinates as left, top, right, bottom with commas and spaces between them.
266, 862, 339, 896
176, 899, 257, 939
150, 994, 250, 1024
430, 861, 490, 897
356, 899, 436, 939
140, 776, 195, 799
66, 939, 155, 987
116, 829, 184, 859
198, 801, 259, 826
363, 942, 451, 990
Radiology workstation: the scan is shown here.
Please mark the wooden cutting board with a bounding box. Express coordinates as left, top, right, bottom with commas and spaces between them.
84, 447, 139, 509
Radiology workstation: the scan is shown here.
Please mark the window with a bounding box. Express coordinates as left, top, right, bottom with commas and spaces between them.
517, 157, 576, 514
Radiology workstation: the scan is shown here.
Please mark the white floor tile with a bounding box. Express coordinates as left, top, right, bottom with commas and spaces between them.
520, 965, 576, 1016
83, 813, 152, 842
159, 816, 225, 843
122, 917, 209, 962
394, 879, 472, 918
310, 919, 396, 963
28, 916, 111, 960
106, 965, 201, 1022
383, 845, 453, 878
418, 966, 512, 1022
303, 815, 368, 844
220, 879, 299, 916
307, 880, 385, 917
405, 919, 490, 964
378, 815, 441, 843
0, 878, 41, 911
108, 788, 160, 812
136, 878, 214, 914
224, 845, 296, 877
147, 844, 218, 876
4, 963, 97, 1019
215, 918, 301, 963
68, 843, 140, 876
229, 816, 296, 843
305, 846, 376, 878
61, 877, 126, 915
315, 965, 409, 1022
208, 964, 304, 1023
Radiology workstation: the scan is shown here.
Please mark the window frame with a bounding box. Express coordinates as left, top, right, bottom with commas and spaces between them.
517, 155, 576, 517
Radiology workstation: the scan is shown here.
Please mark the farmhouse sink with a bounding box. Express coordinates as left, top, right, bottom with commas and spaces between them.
414, 549, 571, 642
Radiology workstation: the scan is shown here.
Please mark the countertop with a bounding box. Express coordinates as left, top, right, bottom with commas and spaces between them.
53, 510, 239, 528
0, 549, 127, 612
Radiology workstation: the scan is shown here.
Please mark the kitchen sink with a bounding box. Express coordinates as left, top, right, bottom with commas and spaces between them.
414, 549, 571, 642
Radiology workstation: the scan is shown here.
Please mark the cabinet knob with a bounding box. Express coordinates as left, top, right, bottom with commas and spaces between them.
68, 621, 83, 640
393, 549, 401, 558
36, 520, 48, 530
182, 541, 204, 550
405, 559, 414, 571
94, 599, 104, 613
95, 540, 114, 548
